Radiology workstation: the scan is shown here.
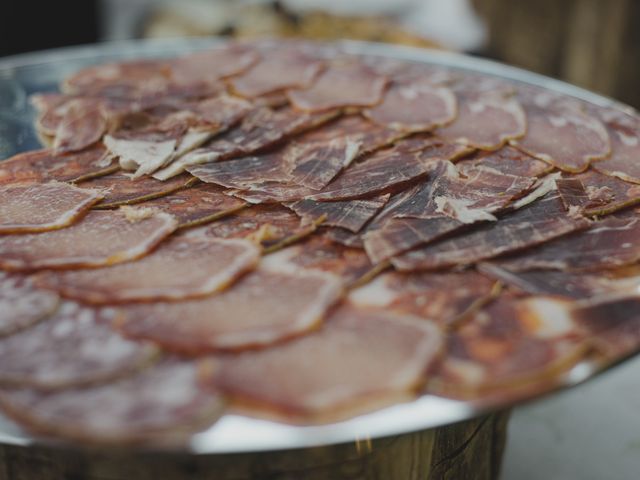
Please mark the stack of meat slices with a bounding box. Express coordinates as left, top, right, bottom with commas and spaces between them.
1, 39, 640, 446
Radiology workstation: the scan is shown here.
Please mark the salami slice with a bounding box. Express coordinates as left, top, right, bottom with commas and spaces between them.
592, 109, 640, 184
211, 305, 442, 420
117, 267, 343, 353
287, 62, 388, 112
0, 182, 103, 233
0, 358, 223, 445
512, 88, 611, 172
52, 98, 107, 153
0, 272, 59, 337
0, 301, 157, 389
0, 208, 177, 271
437, 77, 526, 150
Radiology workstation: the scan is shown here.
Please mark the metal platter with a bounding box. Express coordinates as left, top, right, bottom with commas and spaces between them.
0, 37, 636, 454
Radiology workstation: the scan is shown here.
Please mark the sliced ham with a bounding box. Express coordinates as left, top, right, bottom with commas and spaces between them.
437, 77, 526, 150
52, 98, 107, 153
36, 235, 259, 304
0, 301, 157, 389
456, 145, 552, 178
117, 266, 343, 353
210, 305, 442, 420
0, 272, 59, 337
0, 358, 224, 446
592, 108, 640, 184
287, 62, 388, 112
0, 208, 177, 271
0, 182, 103, 233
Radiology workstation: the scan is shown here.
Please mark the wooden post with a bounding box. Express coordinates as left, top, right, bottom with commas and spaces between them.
0, 411, 509, 480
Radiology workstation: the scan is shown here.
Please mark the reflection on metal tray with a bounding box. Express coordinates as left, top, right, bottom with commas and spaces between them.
0, 38, 635, 454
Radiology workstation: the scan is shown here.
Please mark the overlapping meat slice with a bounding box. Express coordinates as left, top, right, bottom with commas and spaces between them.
364, 74, 456, 132
77, 171, 195, 208
0, 182, 102, 233
306, 138, 472, 201
0, 146, 115, 185
592, 109, 640, 184
210, 305, 442, 421
0, 301, 157, 389
287, 62, 388, 112
0, 358, 224, 446
437, 77, 526, 150
428, 295, 587, 397
392, 189, 590, 271
0, 208, 177, 271
229, 48, 324, 98
349, 270, 499, 327
162, 107, 337, 180
0, 272, 59, 337
36, 234, 259, 304
512, 88, 611, 172
492, 208, 640, 272
457, 145, 553, 178
117, 263, 343, 353
50, 98, 108, 153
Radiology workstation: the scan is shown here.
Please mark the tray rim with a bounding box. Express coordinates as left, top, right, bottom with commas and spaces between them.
0, 37, 636, 455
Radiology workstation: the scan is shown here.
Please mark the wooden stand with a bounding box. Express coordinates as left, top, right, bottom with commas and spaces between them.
0, 411, 509, 480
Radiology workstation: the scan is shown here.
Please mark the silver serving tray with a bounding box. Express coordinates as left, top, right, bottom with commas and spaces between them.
0, 38, 636, 454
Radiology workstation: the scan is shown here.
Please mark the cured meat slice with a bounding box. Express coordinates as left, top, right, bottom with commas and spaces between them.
554, 170, 640, 216
288, 194, 389, 233
0, 358, 224, 445
287, 62, 388, 112
210, 306, 442, 420
307, 139, 472, 201
136, 183, 246, 228
0, 182, 103, 233
0, 208, 177, 271
117, 266, 343, 353
364, 76, 457, 132
349, 270, 499, 327
512, 88, 611, 172
429, 296, 586, 396
52, 98, 107, 153
77, 171, 195, 208
32, 92, 69, 136
322, 226, 365, 248
0, 301, 157, 389
492, 209, 640, 272
105, 131, 180, 178
392, 190, 590, 271
437, 77, 526, 150
592, 109, 640, 184
0, 272, 59, 337
230, 49, 324, 98
0, 147, 114, 185
456, 146, 552, 178
161, 107, 337, 180
36, 235, 259, 304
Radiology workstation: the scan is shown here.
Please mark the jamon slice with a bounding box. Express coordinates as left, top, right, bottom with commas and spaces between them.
0, 182, 102, 233
593, 109, 640, 184
210, 306, 442, 420
0, 272, 59, 337
136, 183, 246, 228
322, 226, 365, 248
364, 75, 456, 132
437, 77, 526, 150
392, 190, 590, 271
0, 358, 224, 446
162, 107, 337, 180
492, 209, 640, 272
0, 301, 157, 389
456, 146, 553, 178
230, 49, 324, 98
307, 139, 472, 201
349, 270, 499, 327
0, 208, 177, 271
0, 147, 114, 185
36, 235, 259, 304
105, 130, 180, 178
429, 296, 587, 396
512, 88, 611, 172
287, 62, 388, 112
52, 98, 107, 153
77, 171, 195, 208
117, 266, 343, 353
288, 194, 389, 233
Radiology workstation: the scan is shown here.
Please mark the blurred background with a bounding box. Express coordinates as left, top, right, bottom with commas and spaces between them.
2, 0, 640, 108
